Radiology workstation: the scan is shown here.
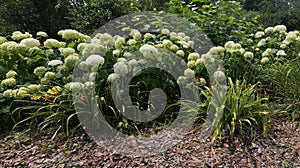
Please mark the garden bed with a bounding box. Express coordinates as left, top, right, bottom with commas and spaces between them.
1, 120, 299, 167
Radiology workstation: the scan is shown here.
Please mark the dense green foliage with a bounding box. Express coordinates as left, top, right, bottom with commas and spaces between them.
0, 0, 70, 37
168, 0, 262, 45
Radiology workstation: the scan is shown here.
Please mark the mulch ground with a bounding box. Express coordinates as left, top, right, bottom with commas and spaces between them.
0, 120, 299, 168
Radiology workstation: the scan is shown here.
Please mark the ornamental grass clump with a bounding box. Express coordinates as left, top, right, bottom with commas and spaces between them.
203, 78, 270, 146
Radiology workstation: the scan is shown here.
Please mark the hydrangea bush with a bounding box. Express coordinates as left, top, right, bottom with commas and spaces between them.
0, 27, 218, 135
217, 25, 300, 85
0, 30, 90, 132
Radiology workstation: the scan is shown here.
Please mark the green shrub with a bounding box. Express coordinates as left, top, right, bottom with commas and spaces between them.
168, 0, 262, 46
0, 16, 221, 137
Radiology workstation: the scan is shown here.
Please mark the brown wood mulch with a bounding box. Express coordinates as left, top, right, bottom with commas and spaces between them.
0, 121, 299, 168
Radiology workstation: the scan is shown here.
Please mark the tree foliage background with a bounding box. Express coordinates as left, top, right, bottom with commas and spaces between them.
0, 0, 299, 38
240, 0, 300, 31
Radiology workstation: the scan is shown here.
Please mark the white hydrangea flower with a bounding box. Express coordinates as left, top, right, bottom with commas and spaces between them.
84, 81, 94, 88
48, 60, 63, 66
224, 41, 235, 50
188, 53, 200, 61
209, 47, 219, 55
15, 88, 29, 99
40, 77, 49, 85
107, 73, 120, 82
78, 34, 91, 42
176, 50, 185, 57
274, 25, 287, 32
34, 66, 48, 77
58, 29, 80, 40
282, 39, 290, 45
36, 31, 48, 37
0, 36, 8, 45
260, 57, 270, 64
232, 43, 242, 50
27, 84, 39, 91
44, 39, 66, 48
117, 58, 127, 63
170, 33, 178, 41
113, 62, 128, 76
184, 36, 190, 42
89, 72, 97, 81
262, 48, 272, 57
64, 54, 79, 67
280, 44, 287, 49
216, 46, 225, 53
6, 70, 17, 78
286, 32, 297, 42
78, 61, 88, 71
176, 41, 189, 48
0, 41, 17, 51
184, 68, 195, 78
188, 41, 194, 48
139, 44, 158, 58
82, 43, 107, 57
177, 76, 188, 85
276, 50, 287, 56
14, 43, 28, 53
115, 37, 126, 48
161, 29, 170, 35
246, 39, 253, 44
3, 89, 13, 98
187, 60, 196, 68
257, 39, 266, 47
178, 32, 185, 38
29, 46, 41, 53
144, 33, 153, 40
237, 48, 246, 55
195, 58, 205, 66
255, 31, 265, 38
94, 33, 114, 46
128, 59, 138, 66
162, 39, 173, 48
85, 54, 105, 66
198, 78, 207, 86
131, 29, 141, 40
170, 44, 179, 51
1, 78, 16, 87
123, 52, 132, 58
155, 44, 164, 48
264, 27, 274, 34
44, 72, 56, 80
213, 70, 226, 82
127, 39, 137, 46
113, 49, 121, 55
11, 31, 32, 41
77, 43, 86, 52
63, 48, 76, 56
243, 51, 254, 59
64, 82, 83, 90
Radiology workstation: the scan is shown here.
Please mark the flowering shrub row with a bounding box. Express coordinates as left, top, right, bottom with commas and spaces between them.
216, 25, 300, 85
0, 27, 221, 134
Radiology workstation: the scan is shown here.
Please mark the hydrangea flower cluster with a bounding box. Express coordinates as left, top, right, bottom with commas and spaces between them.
11, 31, 32, 41
58, 29, 91, 42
